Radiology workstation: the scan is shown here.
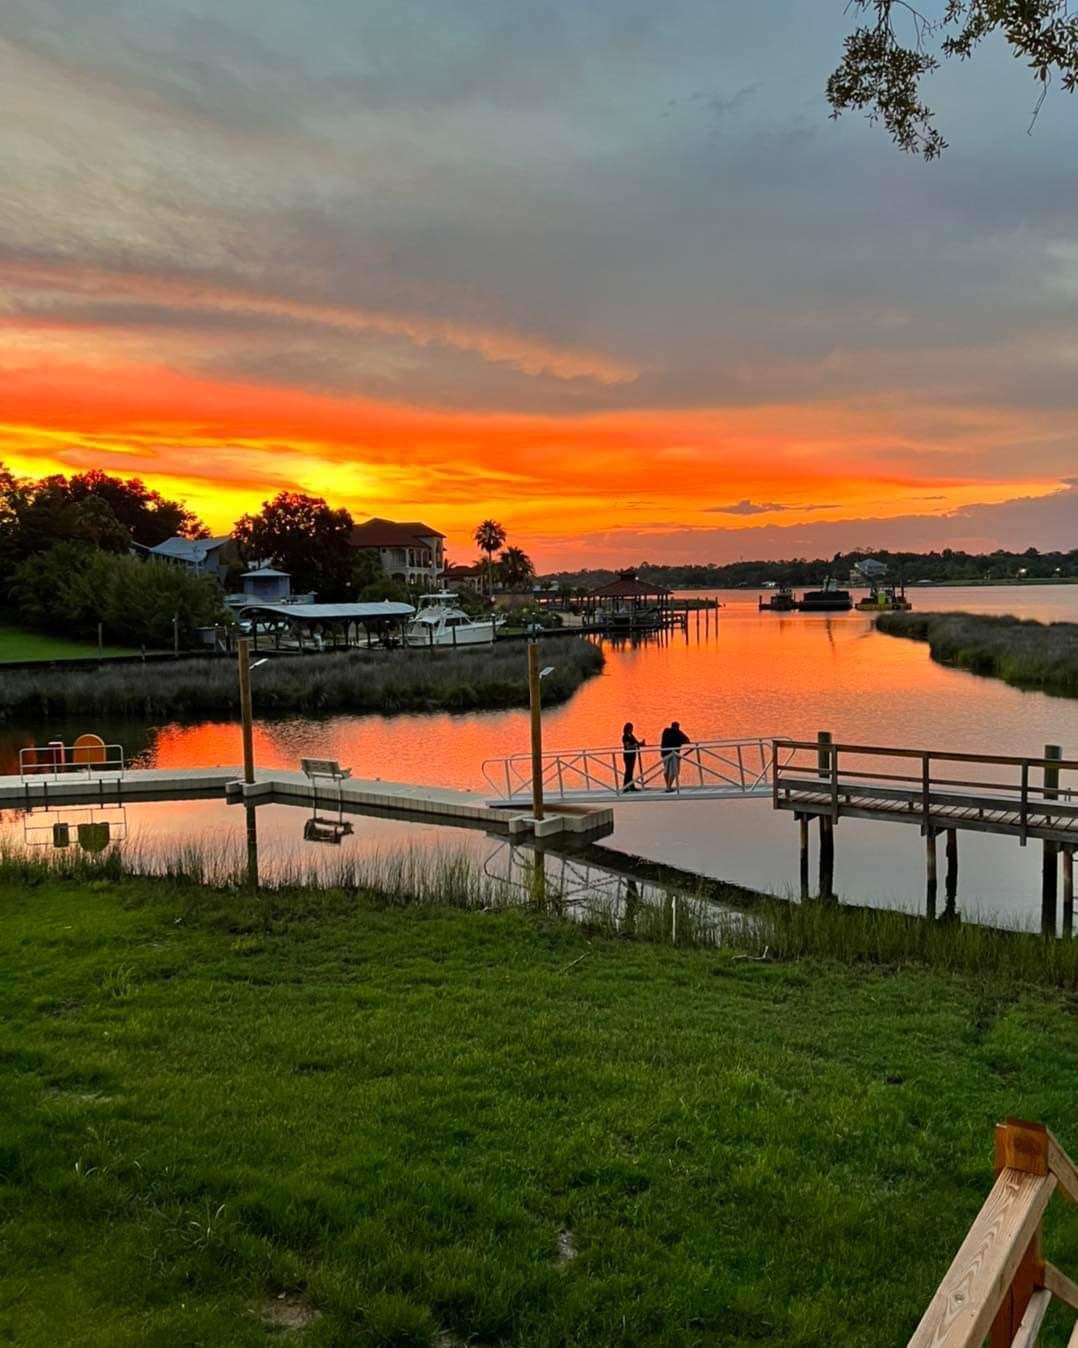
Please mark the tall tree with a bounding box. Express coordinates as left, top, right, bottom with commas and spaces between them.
233, 492, 354, 599
474, 519, 507, 596
830, 1, 1078, 157
498, 545, 535, 590
64, 469, 207, 546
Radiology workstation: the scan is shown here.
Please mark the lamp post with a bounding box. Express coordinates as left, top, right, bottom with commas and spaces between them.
236, 638, 268, 786
527, 642, 555, 822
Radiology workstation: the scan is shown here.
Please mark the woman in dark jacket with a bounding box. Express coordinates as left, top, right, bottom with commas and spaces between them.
621, 722, 644, 792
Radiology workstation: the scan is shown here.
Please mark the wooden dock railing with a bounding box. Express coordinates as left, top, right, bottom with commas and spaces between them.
908, 1120, 1078, 1347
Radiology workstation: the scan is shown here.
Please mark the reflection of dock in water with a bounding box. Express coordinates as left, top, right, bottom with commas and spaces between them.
480, 839, 732, 941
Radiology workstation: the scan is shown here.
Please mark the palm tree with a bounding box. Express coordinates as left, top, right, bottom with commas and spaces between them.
498, 545, 534, 591
474, 519, 506, 595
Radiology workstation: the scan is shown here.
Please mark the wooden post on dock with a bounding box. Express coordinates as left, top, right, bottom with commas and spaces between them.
817, 731, 834, 900
798, 814, 810, 901
1042, 744, 1061, 934
237, 637, 255, 786
1064, 847, 1074, 938
528, 642, 544, 823
945, 828, 958, 909
925, 829, 938, 916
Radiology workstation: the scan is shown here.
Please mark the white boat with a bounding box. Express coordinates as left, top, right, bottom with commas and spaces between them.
405, 593, 499, 647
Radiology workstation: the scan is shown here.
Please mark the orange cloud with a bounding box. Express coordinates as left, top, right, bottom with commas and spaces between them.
0, 351, 1066, 567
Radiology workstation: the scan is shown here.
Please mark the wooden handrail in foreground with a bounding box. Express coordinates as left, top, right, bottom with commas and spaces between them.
908, 1120, 1078, 1348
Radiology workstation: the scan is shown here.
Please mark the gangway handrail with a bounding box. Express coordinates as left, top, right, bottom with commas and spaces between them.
482, 735, 791, 803
907, 1119, 1078, 1347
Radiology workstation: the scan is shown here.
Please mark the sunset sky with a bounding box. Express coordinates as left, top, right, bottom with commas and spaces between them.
1, 0, 1075, 569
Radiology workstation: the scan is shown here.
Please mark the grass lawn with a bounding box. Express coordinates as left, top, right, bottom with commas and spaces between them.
0, 624, 136, 663
5, 875, 1078, 1346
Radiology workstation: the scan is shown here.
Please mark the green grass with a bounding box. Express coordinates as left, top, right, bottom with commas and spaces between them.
0, 624, 135, 663
878, 610, 1078, 698
6, 860, 1078, 1345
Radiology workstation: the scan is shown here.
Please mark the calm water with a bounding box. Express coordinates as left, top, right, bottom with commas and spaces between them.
3, 585, 1077, 925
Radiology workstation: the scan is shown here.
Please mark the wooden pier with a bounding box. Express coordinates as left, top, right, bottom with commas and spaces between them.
774, 735, 1078, 927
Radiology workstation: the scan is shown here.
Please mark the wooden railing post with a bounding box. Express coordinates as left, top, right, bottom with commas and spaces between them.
922, 753, 931, 832
990, 1120, 1049, 1348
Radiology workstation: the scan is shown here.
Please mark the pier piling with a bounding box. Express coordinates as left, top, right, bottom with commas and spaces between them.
945, 828, 958, 908
819, 814, 835, 900
925, 828, 938, 915
798, 814, 810, 900
1064, 847, 1074, 938
816, 731, 835, 900
1042, 744, 1061, 933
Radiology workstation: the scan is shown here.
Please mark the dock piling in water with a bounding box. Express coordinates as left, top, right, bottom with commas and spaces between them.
1043, 744, 1061, 933
945, 827, 958, 910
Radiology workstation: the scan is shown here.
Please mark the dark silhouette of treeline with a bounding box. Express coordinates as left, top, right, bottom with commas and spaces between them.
543, 547, 1078, 591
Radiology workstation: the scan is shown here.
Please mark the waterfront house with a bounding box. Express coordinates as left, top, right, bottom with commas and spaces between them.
443, 562, 485, 593
349, 518, 445, 588
147, 535, 233, 578
849, 557, 889, 585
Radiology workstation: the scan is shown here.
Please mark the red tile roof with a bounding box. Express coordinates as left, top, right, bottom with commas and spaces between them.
349, 518, 445, 548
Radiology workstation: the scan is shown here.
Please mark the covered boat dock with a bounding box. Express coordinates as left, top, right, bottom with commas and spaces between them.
232, 601, 415, 651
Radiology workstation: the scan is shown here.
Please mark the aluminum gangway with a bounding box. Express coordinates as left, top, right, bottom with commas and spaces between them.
482, 736, 793, 806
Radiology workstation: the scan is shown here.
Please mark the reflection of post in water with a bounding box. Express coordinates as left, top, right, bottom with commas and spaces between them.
623, 879, 640, 936
245, 802, 259, 891
523, 848, 556, 913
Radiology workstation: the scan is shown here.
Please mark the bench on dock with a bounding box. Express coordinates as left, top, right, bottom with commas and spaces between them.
300, 758, 352, 792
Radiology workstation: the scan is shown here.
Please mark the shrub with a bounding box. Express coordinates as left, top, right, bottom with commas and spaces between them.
8, 546, 226, 648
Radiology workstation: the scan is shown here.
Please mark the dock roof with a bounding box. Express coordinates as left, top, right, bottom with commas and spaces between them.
588, 571, 672, 599
235, 601, 414, 622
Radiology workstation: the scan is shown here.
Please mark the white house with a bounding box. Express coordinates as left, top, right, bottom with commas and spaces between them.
850, 557, 889, 585
349, 518, 445, 588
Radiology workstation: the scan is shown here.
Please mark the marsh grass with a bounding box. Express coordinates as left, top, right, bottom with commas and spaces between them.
878, 610, 1078, 698
3, 839, 1076, 989
0, 637, 604, 720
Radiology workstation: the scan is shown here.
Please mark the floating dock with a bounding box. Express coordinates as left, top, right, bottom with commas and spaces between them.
0, 768, 614, 841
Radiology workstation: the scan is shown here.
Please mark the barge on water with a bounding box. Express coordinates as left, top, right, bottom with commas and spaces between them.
855, 583, 912, 612
758, 585, 797, 612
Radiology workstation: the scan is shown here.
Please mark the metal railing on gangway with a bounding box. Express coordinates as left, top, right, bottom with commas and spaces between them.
482, 736, 793, 804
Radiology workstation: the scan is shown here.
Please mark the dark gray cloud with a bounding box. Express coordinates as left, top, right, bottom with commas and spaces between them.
706, 500, 840, 516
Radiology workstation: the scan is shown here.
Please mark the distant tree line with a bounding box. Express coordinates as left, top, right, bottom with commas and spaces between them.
544, 548, 1078, 592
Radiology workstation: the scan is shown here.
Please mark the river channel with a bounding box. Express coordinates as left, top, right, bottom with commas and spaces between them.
2, 585, 1077, 927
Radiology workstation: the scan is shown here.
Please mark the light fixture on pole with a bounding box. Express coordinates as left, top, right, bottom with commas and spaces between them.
527, 644, 555, 822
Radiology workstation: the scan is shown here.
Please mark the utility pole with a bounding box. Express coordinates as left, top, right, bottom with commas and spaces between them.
528, 641, 544, 822
238, 637, 255, 785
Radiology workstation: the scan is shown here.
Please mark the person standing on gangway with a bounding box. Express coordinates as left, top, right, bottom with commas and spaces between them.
621, 722, 645, 792
660, 721, 691, 792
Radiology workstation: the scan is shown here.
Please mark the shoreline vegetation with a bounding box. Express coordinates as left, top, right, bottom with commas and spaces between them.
5, 848, 1078, 1345
8, 841, 1078, 987
877, 611, 1078, 699
0, 638, 604, 721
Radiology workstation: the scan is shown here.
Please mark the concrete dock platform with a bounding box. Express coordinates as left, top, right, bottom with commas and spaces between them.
0, 767, 614, 840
